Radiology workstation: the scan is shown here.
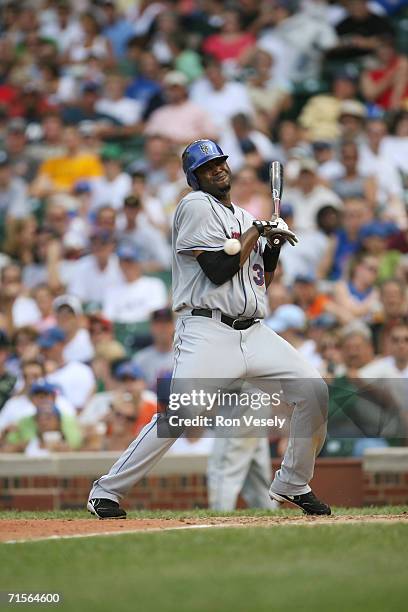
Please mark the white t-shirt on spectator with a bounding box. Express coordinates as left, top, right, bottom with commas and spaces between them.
79, 388, 157, 426
96, 98, 143, 126
191, 81, 254, 128
133, 346, 174, 390
280, 230, 330, 286
382, 136, 408, 173
90, 173, 132, 211
63, 329, 95, 364
0, 393, 75, 433
48, 362, 96, 411
103, 277, 168, 323
285, 185, 342, 233
12, 296, 41, 328
68, 254, 124, 305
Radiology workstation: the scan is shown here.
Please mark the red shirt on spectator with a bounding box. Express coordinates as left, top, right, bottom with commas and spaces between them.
203, 32, 255, 63
368, 57, 408, 109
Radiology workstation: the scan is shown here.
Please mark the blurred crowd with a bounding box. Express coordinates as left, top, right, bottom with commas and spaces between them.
0, 0, 407, 459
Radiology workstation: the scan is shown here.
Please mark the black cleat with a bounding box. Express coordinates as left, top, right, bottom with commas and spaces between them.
270, 490, 331, 515
87, 498, 127, 520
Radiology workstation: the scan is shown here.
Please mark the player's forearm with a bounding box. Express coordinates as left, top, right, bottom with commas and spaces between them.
238, 226, 261, 267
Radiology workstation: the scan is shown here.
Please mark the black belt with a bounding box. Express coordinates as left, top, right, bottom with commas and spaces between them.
191, 308, 258, 330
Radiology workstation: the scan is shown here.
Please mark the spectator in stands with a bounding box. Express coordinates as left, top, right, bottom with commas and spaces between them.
285, 157, 341, 233
313, 141, 343, 182
226, 113, 277, 176
244, 47, 292, 132
338, 100, 367, 143
231, 166, 271, 219
101, 0, 136, 60
299, 68, 360, 142
331, 140, 377, 208
369, 322, 408, 378
116, 195, 171, 272
255, 0, 338, 84
94, 206, 117, 235
64, 12, 114, 69
89, 144, 132, 212
333, 254, 381, 324
103, 243, 168, 324
31, 126, 103, 197
53, 295, 94, 364
357, 221, 402, 283
25, 113, 65, 163
0, 358, 75, 435
145, 70, 218, 145
128, 135, 171, 195
8, 326, 40, 377
361, 34, 408, 112
3, 216, 37, 267
91, 336, 127, 393
38, 327, 95, 412
149, 9, 182, 66
323, 323, 398, 457
1, 379, 82, 455
320, 198, 373, 281
95, 74, 143, 126
32, 284, 56, 333
0, 330, 16, 411
0, 151, 30, 223
291, 274, 332, 323
67, 229, 123, 305
125, 52, 163, 117
133, 307, 174, 391
316, 329, 343, 378
358, 118, 406, 226
39, 0, 82, 55
80, 361, 157, 450
202, 8, 256, 72
0, 263, 41, 331
266, 303, 321, 367
370, 279, 408, 353
190, 58, 254, 139
4, 118, 38, 182
329, 0, 394, 62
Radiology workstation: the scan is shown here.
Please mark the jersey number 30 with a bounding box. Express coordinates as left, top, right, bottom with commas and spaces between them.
252, 264, 264, 287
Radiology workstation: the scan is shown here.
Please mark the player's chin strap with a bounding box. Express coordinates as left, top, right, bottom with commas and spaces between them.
252, 220, 298, 247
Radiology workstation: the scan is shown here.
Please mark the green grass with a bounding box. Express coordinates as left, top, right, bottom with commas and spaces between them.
1, 508, 408, 611
1, 523, 407, 612
0, 505, 407, 520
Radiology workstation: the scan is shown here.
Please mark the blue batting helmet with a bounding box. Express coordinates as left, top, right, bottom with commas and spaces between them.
182, 140, 228, 190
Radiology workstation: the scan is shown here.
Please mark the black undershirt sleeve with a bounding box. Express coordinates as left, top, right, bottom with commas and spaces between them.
197, 250, 241, 285
263, 244, 281, 272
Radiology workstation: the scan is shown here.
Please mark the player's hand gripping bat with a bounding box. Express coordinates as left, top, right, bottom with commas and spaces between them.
266, 161, 298, 247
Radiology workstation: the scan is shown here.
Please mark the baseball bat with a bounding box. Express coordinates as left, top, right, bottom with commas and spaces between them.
269, 161, 283, 246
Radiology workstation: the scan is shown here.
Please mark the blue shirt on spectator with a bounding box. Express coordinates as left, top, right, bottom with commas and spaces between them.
330, 228, 360, 281
103, 19, 135, 59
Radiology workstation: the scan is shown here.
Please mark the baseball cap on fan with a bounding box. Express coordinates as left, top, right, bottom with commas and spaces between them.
266, 305, 306, 334
117, 243, 141, 262
37, 327, 66, 349
163, 71, 188, 87
114, 362, 145, 381
53, 294, 83, 316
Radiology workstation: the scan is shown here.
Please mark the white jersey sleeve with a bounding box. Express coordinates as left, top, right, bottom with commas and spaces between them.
175, 193, 228, 255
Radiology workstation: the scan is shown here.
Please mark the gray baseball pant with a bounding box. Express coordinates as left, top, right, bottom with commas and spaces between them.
89, 316, 328, 503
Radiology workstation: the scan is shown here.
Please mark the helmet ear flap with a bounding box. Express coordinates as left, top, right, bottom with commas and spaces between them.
187, 169, 199, 190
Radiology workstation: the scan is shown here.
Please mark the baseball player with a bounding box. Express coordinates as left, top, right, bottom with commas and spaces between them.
88, 140, 331, 518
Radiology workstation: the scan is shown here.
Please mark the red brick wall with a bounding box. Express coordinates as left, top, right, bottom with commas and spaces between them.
1, 458, 407, 511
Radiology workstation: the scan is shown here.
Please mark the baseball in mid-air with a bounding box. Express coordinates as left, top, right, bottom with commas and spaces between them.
223, 238, 241, 255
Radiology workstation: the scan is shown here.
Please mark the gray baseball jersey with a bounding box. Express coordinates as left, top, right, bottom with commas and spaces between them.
172, 191, 268, 319
89, 187, 329, 511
